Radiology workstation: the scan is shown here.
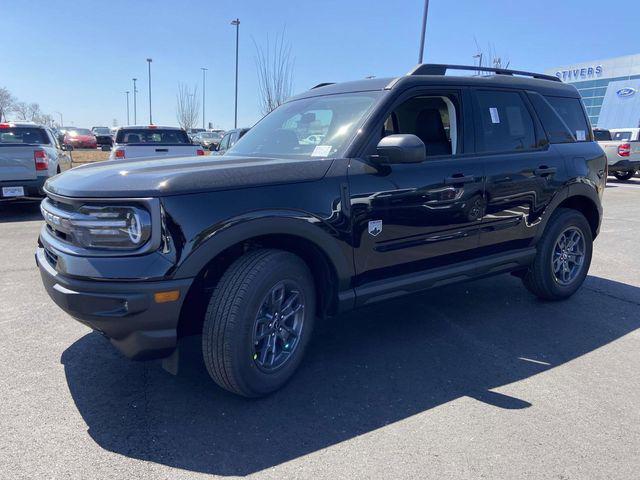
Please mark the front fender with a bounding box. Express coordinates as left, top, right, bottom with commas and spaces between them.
172, 210, 354, 291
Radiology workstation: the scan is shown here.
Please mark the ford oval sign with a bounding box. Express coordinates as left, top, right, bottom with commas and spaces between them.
617, 87, 636, 98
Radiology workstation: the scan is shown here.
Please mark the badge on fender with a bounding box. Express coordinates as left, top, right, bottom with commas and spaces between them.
368, 220, 382, 237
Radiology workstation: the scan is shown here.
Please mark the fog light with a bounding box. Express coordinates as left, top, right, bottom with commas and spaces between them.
154, 290, 180, 303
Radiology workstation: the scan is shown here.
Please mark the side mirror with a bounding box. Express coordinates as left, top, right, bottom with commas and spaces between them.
375, 134, 426, 164
61, 144, 73, 151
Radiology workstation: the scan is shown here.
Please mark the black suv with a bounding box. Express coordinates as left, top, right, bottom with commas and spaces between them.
37, 64, 606, 397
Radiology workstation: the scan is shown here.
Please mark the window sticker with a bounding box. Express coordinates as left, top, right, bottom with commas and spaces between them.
576, 130, 586, 141
489, 107, 500, 124
311, 145, 332, 157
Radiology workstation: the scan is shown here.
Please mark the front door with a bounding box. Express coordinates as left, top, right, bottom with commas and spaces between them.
348, 89, 485, 287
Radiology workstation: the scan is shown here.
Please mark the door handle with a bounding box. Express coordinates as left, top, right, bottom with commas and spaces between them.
444, 174, 475, 185
155, 148, 169, 152
534, 166, 557, 176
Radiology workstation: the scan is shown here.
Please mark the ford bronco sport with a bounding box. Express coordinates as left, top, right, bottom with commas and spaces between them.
37, 64, 605, 397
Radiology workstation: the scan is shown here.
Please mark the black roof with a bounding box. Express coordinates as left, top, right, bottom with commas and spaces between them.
290, 66, 578, 102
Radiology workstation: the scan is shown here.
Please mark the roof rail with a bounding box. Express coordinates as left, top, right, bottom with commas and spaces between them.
408, 64, 561, 82
311, 82, 335, 89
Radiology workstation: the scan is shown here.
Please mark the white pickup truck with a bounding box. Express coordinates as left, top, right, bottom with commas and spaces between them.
109, 126, 205, 161
595, 127, 640, 181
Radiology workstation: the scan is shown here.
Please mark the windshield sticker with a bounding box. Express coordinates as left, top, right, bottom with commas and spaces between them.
311, 145, 332, 157
576, 130, 586, 141
489, 107, 500, 124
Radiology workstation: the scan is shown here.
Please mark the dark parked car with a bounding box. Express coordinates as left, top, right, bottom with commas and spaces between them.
37, 64, 605, 398
215, 127, 249, 154
91, 126, 113, 148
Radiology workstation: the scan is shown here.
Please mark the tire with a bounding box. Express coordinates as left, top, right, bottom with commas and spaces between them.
202, 249, 315, 397
522, 208, 593, 301
613, 171, 634, 181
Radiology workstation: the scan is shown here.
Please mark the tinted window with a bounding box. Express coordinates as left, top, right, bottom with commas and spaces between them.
527, 92, 573, 144
544, 96, 590, 142
474, 90, 536, 153
218, 133, 230, 151
594, 129, 612, 141
0, 127, 50, 145
115, 129, 190, 144
92, 127, 111, 135
612, 131, 632, 141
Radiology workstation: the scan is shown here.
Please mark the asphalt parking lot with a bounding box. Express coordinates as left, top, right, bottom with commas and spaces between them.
1, 178, 639, 480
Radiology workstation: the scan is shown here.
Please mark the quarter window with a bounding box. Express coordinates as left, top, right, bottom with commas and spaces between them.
474, 90, 537, 153
544, 96, 590, 142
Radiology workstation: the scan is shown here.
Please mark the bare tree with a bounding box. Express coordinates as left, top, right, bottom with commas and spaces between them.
0, 87, 16, 122
12, 101, 30, 120
254, 29, 295, 115
176, 83, 200, 131
472, 38, 511, 74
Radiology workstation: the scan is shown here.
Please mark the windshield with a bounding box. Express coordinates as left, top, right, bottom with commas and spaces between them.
593, 129, 611, 141
68, 128, 93, 136
115, 128, 190, 144
612, 131, 632, 141
0, 127, 50, 145
227, 92, 381, 159
93, 127, 111, 134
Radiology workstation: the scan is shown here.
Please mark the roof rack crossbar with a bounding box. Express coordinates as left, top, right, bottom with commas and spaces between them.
408, 64, 561, 82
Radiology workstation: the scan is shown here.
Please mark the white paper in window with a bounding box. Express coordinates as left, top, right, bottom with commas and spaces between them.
576, 130, 586, 141
311, 145, 332, 157
489, 107, 500, 124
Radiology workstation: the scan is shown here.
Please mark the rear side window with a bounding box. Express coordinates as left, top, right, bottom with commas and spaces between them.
544, 96, 590, 142
473, 90, 537, 153
115, 129, 190, 144
612, 131, 632, 141
0, 127, 50, 145
527, 92, 574, 144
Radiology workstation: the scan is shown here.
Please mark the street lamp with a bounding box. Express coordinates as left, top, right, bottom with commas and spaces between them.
201, 67, 208, 129
125, 91, 130, 125
146, 58, 153, 124
231, 18, 240, 128
132, 78, 138, 124
418, 0, 430, 63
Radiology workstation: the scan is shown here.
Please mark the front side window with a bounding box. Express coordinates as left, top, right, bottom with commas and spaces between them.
474, 90, 537, 153
380, 94, 459, 156
227, 92, 381, 159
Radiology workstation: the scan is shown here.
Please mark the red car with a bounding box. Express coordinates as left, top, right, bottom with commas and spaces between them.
63, 128, 97, 149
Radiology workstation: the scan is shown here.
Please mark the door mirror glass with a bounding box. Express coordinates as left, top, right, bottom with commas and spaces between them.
376, 134, 426, 164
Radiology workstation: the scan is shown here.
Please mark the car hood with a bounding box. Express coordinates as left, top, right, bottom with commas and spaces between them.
45, 155, 334, 198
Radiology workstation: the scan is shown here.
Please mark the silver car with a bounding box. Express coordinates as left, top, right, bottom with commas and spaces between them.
0, 122, 72, 201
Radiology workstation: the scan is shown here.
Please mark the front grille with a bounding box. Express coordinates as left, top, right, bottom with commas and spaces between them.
41, 196, 78, 247
43, 247, 58, 268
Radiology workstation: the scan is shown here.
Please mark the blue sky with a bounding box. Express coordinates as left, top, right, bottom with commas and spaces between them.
1, 0, 636, 129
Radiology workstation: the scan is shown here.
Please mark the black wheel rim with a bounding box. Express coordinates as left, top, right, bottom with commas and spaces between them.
552, 226, 586, 286
252, 280, 305, 372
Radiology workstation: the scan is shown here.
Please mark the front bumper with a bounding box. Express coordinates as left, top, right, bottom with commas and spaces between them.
36, 246, 193, 360
0, 177, 47, 201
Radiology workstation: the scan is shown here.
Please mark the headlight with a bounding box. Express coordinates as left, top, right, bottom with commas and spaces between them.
70, 205, 151, 250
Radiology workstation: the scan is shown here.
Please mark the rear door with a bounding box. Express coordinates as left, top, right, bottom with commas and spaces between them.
0, 126, 44, 181
472, 89, 566, 251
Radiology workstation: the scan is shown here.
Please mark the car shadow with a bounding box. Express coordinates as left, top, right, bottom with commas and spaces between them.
61, 274, 640, 476
0, 201, 42, 223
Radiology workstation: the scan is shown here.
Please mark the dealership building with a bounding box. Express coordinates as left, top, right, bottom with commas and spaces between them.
546, 54, 640, 128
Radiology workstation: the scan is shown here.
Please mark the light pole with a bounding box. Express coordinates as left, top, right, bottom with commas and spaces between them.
417, 0, 430, 63
125, 91, 130, 125
231, 18, 240, 128
201, 67, 208, 129
132, 78, 138, 124
146, 58, 153, 124
54, 111, 63, 126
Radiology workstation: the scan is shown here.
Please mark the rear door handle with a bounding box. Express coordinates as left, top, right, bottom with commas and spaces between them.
155, 148, 169, 152
534, 166, 557, 176
444, 174, 475, 185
